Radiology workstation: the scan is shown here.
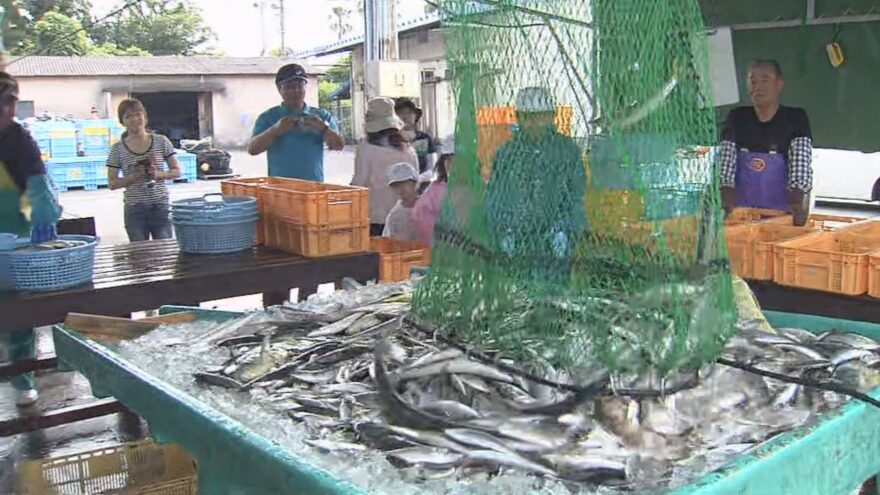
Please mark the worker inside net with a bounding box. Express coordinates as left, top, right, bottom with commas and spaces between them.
485, 86, 587, 284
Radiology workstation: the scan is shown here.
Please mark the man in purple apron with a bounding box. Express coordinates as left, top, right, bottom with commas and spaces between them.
718, 60, 812, 226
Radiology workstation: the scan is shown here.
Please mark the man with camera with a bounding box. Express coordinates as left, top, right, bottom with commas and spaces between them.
248, 63, 345, 181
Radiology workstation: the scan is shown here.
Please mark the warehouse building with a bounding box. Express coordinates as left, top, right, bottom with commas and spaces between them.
7, 56, 320, 148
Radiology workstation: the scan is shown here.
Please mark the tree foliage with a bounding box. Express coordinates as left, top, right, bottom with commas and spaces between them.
30, 9, 90, 55
93, 0, 215, 56
23, 0, 90, 24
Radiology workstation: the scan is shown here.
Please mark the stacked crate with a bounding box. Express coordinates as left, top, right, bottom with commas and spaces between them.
222, 178, 369, 257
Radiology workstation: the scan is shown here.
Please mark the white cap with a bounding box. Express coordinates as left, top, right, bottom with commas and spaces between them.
365, 97, 404, 133
515, 86, 556, 113
440, 134, 455, 155
387, 163, 418, 185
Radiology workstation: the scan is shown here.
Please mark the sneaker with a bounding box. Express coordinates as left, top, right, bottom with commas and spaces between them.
16, 389, 38, 407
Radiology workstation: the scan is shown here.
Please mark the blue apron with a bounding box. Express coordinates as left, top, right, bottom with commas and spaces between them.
734, 149, 789, 211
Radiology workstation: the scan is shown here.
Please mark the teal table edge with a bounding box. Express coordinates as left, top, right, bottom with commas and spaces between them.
53, 307, 880, 495
52, 308, 368, 495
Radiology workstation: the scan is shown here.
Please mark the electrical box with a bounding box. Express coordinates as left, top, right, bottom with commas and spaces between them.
365, 60, 421, 99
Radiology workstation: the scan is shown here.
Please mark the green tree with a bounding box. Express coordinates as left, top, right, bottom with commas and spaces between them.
94, 0, 215, 56
30, 10, 90, 55
325, 55, 351, 85
1, 0, 29, 53
88, 42, 150, 56
23, 0, 91, 24
318, 79, 338, 109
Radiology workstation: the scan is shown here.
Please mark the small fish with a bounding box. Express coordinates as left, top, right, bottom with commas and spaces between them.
386, 425, 470, 453
193, 372, 244, 389
444, 428, 515, 453
772, 383, 801, 410
774, 343, 827, 361
457, 374, 491, 394
818, 332, 880, 351
405, 348, 463, 370
464, 449, 556, 476
386, 447, 463, 469
217, 335, 263, 347
304, 438, 367, 452
831, 348, 876, 368
544, 455, 627, 482
324, 383, 374, 395
307, 312, 365, 337
422, 401, 482, 420
778, 328, 819, 344
395, 359, 514, 384
290, 369, 340, 385
344, 314, 383, 336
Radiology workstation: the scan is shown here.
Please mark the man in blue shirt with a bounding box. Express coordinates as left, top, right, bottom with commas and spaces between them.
248, 63, 345, 181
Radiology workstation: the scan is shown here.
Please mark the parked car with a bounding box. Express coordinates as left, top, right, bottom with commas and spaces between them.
812, 149, 880, 203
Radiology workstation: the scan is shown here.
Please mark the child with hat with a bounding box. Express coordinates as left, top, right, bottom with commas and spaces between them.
382, 162, 421, 242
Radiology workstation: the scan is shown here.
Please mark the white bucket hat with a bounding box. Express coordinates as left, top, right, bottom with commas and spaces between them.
387, 162, 419, 185
515, 86, 556, 114
365, 97, 404, 133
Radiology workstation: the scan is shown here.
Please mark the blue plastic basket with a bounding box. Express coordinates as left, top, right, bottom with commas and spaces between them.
174, 218, 258, 254
0, 235, 98, 292
172, 195, 258, 254
175, 151, 198, 182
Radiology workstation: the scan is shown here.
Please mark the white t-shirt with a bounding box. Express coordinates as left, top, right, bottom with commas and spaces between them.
382, 200, 419, 242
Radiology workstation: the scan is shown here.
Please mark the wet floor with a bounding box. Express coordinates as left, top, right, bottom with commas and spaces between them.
0, 328, 148, 493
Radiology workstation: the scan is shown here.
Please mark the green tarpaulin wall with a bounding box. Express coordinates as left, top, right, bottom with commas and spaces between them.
700, 0, 880, 153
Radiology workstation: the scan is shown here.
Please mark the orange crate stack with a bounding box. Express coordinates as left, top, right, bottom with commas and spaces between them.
763, 213, 862, 231
773, 230, 880, 295
725, 207, 788, 226
370, 237, 431, 282
259, 179, 369, 226
263, 218, 369, 258
725, 223, 818, 280
221, 177, 294, 244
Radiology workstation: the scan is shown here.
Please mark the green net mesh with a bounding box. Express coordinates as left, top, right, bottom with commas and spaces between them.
412, 0, 736, 378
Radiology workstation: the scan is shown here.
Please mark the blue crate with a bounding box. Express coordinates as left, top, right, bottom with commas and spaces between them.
47, 156, 104, 191
168, 151, 198, 184
50, 137, 78, 159
76, 120, 111, 156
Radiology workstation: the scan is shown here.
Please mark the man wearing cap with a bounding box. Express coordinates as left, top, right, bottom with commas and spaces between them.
248, 63, 345, 181
394, 98, 436, 190
486, 86, 586, 283
0, 71, 63, 407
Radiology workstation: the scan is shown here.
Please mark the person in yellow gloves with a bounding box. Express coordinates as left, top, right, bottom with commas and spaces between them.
0, 72, 63, 407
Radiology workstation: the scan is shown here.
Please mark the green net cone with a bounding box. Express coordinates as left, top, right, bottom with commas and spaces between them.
413, 0, 736, 378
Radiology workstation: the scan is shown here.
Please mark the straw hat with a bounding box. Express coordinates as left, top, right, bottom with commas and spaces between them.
365, 97, 404, 133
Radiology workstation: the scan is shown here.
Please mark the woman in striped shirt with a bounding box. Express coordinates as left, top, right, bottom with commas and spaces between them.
106, 99, 181, 241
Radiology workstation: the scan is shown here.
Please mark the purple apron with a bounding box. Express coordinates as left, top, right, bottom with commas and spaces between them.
734, 149, 789, 211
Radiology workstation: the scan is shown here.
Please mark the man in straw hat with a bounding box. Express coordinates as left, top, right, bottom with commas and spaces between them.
248, 63, 345, 181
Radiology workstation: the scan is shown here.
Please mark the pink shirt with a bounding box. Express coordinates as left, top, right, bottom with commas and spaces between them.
413, 181, 447, 246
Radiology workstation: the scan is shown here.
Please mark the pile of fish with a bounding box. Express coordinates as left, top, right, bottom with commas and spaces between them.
180, 280, 880, 490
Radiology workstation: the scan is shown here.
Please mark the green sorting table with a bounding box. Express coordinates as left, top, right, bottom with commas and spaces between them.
52, 308, 880, 495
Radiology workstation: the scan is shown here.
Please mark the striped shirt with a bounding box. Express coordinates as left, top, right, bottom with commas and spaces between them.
106, 133, 176, 206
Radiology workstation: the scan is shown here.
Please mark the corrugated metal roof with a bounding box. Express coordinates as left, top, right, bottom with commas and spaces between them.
7, 56, 321, 77
294, 13, 443, 58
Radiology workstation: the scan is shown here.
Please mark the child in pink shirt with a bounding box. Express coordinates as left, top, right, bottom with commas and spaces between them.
414, 135, 454, 246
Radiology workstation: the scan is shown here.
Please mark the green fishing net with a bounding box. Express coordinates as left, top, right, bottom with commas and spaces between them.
412, 0, 736, 377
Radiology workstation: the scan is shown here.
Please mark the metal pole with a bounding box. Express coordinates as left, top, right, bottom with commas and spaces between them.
279, 0, 286, 53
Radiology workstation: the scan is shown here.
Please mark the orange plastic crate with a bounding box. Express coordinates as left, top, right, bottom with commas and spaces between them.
725, 207, 788, 226
370, 237, 431, 282
263, 217, 369, 258
221, 177, 293, 244
726, 223, 818, 280
763, 213, 862, 231
773, 231, 880, 295
868, 252, 880, 298
616, 216, 700, 260
260, 178, 368, 227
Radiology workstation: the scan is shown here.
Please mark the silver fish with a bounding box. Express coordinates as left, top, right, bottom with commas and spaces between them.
194, 372, 244, 389
464, 449, 556, 476
386, 425, 470, 453
422, 400, 482, 420
543, 455, 627, 481
395, 359, 514, 384
403, 348, 463, 370
772, 383, 801, 410
778, 328, 820, 344
387, 447, 463, 469
831, 348, 876, 368
307, 312, 365, 337
774, 343, 827, 361
818, 332, 880, 351
304, 438, 366, 452
444, 428, 515, 454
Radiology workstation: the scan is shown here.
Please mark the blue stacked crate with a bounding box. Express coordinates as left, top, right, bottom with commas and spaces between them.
172, 151, 198, 184
47, 156, 103, 192
77, 120, 111, 156
48, 122, 78, 159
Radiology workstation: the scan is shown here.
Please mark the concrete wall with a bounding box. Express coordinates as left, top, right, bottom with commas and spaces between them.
13, 74, 319, 148
350, 28, 456, 143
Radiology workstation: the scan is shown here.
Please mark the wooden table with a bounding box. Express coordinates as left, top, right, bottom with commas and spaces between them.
0, 239, 379, 333
749, 281, 880, 324
0, 239, 378, 435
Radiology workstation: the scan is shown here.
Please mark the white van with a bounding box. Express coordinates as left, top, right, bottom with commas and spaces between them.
812, 149, 880, 203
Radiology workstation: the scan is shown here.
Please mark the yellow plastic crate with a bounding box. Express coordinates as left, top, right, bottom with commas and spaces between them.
17, 440, 197, 495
